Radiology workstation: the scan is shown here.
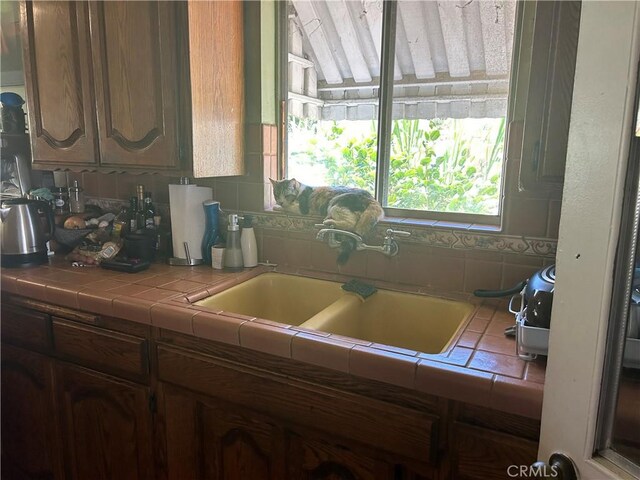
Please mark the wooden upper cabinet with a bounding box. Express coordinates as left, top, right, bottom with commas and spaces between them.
89, 1, 180, 170
513, 1, 581, 191
188, 0, 245, 177
19, 0, 246, 176
20, 1, 99, 167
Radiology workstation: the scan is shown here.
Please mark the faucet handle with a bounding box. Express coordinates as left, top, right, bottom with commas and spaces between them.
385, 228, 411, 238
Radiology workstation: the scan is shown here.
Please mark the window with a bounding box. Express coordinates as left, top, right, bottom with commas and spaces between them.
280, 0, 518, 223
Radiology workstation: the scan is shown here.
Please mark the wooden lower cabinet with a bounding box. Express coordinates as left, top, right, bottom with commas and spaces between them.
55, 364, 155, 480
0, 300, 542, 480
1, 344, 63, 480
160, 383, 399, 480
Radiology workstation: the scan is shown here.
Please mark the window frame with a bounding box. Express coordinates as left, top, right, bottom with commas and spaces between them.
277, 0, 530, 228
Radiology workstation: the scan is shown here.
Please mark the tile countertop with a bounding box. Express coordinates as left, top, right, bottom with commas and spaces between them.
0, 256, 545, 420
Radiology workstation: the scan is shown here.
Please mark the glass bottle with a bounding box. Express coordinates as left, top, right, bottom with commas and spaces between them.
52, 187, 69, 215
143, 192, 155, 229
69, 180, 85, 213
112, 206, 129, 238
129, 197, 138, 232
135, 185, 146, 230
153, 215, 172, 260
201, 200, 220, 265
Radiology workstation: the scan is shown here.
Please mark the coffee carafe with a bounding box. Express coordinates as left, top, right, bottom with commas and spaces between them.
0, 198, 54, 267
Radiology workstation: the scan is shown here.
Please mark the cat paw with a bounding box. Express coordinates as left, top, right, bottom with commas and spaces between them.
322, 219, 337, 227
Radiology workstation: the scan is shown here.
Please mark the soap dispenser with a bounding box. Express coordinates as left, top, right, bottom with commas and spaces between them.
224, 214, 244, 271
240, 215, 258, 267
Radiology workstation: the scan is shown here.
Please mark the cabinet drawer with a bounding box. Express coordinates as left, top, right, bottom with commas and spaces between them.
1, 305, 51, 352
452, 422, 538, 480
52, 318, 148, 381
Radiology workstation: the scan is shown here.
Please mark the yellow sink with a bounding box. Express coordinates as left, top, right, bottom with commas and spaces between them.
196, 272, 474, 353
300, 290, 474, 353
194, 273, 345, 326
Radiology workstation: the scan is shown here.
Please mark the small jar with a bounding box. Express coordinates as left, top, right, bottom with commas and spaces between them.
69, 180, 85, 213
52, 187, 69, 215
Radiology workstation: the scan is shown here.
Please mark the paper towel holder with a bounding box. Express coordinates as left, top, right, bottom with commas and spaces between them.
168, 241, 204, 266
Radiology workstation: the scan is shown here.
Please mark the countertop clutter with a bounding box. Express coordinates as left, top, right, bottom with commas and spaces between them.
0, 255, 545, 420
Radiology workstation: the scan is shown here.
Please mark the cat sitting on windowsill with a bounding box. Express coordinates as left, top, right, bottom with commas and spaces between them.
270, 178, 384, 264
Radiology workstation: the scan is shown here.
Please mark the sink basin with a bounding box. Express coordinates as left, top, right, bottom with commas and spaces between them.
194, 273, 345, 326
196, 272, 474, 353
300, 290, 474, 353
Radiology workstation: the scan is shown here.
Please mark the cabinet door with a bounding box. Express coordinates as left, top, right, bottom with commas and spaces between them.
161, 383, 286, 480
56, 364, 154, 480
287, 431, 395, 480
1, 344, 64, 480
188, 0, 245, 177
89, 1, 181, 170
451, 423, 538, 480
20, 1, 99, 167
515, 1, 581, 191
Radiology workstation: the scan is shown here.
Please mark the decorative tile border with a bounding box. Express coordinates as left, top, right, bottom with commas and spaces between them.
86, 197, 556, 259
253, 212, 557, 259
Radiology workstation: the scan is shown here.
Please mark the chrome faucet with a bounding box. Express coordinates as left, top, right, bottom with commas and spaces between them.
315, 224, 410, 257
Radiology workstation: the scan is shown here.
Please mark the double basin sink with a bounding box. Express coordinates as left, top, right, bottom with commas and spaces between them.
195, 273, 474, 354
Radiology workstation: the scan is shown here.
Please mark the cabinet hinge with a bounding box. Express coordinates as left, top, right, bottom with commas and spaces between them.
148, 393, 157, 414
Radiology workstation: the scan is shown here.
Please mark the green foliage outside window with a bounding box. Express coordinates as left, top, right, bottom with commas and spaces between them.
288, 117, 505, 215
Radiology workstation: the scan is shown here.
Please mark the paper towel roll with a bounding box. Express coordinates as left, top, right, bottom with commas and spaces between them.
169, 184, 213, 260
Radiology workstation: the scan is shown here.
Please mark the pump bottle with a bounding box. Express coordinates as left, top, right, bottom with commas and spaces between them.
224, 214, 244, 271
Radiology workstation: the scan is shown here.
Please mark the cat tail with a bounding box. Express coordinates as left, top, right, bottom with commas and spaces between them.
337, 237, 356, 265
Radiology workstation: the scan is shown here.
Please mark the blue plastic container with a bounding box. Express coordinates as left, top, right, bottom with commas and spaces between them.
202, 200, 221, 265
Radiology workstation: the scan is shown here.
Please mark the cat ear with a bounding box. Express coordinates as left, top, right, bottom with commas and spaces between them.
269, 178, 277, 186
290, 178, 301, 189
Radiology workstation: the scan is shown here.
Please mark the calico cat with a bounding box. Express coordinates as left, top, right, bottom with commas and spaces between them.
270, 178, 384, 264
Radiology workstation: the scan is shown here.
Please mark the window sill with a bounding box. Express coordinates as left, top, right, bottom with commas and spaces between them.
261, 207, 502, 234
379, 216, 502, 233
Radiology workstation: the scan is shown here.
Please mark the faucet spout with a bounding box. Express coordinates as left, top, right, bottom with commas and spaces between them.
314, 225, 411, 258
315, 228, 362, 249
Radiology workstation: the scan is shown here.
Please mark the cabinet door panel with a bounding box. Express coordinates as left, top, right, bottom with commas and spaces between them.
161, 384, 285, 480
452, 422, 538, 480
188, 0, 244, 177
517, 1, 581, 191
287, 432, 394, 480
90, 1, 180, 169
56, 364, 154, 480
21, 1, 98, 166
1, 344, 63, 480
